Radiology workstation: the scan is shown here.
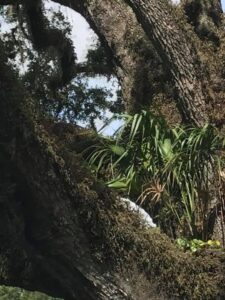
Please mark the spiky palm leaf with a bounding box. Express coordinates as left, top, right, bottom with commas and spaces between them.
87, 111, 224, 238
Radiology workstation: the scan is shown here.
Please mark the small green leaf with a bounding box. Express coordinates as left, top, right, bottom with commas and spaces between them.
110, 145, 126, 156
107, 179, 128, 189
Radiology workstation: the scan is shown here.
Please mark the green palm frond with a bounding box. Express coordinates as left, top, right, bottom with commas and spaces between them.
87, 110, 224, 238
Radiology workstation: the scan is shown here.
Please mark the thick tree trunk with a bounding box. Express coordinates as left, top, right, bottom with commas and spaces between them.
0, 45, 129, 300
122, 0, 225, 241
125, 0, 209, 126
1, 43, 225, 299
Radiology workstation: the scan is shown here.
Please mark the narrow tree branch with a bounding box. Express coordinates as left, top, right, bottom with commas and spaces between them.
76, 63, 113, 77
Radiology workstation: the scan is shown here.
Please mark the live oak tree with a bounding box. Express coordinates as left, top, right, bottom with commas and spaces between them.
0, 0, 225, 299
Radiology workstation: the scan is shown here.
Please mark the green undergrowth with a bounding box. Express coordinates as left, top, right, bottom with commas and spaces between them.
46, 123, 225, 299
86, 110, 225, 239
0, 286, 61, 300
176, 237, 221, 253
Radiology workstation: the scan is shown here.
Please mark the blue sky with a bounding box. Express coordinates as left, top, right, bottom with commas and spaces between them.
222, 0, 225, 9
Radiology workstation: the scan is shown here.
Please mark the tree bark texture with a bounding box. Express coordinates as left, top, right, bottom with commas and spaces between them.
51, 0, 213, 126
0, 44, 129, 300
123, 0, 225, 231
0, 0, 225, 299
1, 43, 225, 299
53, 0, 168, 114
2, 0, 225, 125
182, 0, 223, 45
125, 0, 209, 125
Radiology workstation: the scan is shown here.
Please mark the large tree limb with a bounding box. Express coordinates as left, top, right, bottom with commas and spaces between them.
1, 44, 225, 299
0, 0, 211, 124
0, 42, 129, 300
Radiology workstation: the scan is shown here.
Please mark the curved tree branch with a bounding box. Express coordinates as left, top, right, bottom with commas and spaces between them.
52, 0, 168, 114
0, 40, 129, 300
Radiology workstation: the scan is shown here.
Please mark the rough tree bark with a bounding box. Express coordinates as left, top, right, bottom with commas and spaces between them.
0, 44, 130, 300
0, 0, 225, 299
1, 44, 225, 300
3, 0, 224, 122
182, 0, 223, 45
124, 0, 208, 125
53, 0, 166, 114
53, 0, 213, 125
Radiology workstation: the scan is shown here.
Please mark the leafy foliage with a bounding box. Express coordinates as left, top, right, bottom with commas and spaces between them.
87, 111, 225, 238
0, 5, 117, 129
176, 238, 221, 253
85, 41, 113, 75
24, 65, 113, 129
0, 286, 61, 300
